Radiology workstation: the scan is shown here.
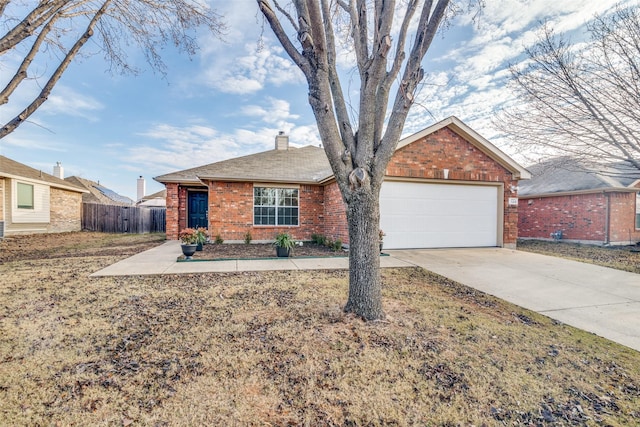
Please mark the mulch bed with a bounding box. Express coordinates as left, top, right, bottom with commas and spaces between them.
185, 242, 346, 260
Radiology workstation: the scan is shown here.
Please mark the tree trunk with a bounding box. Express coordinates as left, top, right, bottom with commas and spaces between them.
344, 188, 384, 320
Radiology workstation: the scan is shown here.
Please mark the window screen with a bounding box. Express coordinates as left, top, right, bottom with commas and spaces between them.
254, 187, 299, 226
17, 182, 34, 209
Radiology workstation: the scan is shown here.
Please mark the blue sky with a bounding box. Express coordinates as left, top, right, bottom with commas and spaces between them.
0, 0, 632, 200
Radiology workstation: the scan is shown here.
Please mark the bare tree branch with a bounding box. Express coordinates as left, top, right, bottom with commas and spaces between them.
1, 0, 114, 139
495, 5, 640, 176
257, 0, 460, 320
0, 0, 225, 138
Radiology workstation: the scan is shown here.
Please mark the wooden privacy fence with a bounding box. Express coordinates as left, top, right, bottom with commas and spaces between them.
82, 203, 166, 233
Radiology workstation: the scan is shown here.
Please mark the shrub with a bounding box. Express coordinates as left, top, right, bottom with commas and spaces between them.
214, 234, 224, 244
274, 232, 295, 250
244, 231, 252, 245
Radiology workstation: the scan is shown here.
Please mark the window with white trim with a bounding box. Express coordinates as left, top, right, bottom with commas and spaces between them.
17, 182, 34, 209
254, 187, 299, 226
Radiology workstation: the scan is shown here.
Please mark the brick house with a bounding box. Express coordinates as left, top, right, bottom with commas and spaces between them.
155, 116, 530, 249
518, 157, 640, 245
0, 156, 87, 237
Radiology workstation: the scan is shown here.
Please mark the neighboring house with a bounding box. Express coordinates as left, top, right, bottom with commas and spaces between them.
0, 155, 87, 237
65, 176, 135, 206
155, 116, 530, 249
518, 157, 640, 245
137, 189, 167, 207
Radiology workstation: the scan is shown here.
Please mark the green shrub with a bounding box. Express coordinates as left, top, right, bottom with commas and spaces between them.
244, 231, 252, 245
273, 232, 295, 250
214, 234, 224, 244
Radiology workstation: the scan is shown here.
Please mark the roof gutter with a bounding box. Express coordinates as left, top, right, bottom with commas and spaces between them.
0, 172, 89, 193
518, 187, 638, 199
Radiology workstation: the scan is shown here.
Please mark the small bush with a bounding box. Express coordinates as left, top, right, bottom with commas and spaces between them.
331, 239, 342, 252
244, 231, 252, 245
311, 234, 327, 245
214, 234, 224, 244
274, 232, 295, 250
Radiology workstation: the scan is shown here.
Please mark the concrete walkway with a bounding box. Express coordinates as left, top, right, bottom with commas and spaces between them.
91, 242, 640, 351
390, 248, 640, 352
90, 240, 413, 276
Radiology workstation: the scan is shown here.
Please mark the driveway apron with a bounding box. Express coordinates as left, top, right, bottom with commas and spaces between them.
388, 248, 640, 352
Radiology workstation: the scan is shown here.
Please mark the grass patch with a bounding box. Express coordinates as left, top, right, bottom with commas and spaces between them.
1, 233, 639, 425
518, 239, 640, 274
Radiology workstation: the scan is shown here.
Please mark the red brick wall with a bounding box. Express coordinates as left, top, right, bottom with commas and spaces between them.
205, 181, 325, 242
164, 126, 524, 247
518, 192, 640, 244
608, 192, 640, 244
165, 183, 179, 240
386, 127, 520, 246
323, 181, 349, 244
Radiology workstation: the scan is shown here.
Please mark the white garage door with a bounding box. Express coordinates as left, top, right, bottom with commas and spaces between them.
380, 181, 499, 249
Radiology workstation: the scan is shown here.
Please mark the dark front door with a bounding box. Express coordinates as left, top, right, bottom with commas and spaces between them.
188, 192, 208, 229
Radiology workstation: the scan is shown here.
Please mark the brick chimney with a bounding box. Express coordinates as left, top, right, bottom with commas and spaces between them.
275, 131, 289, 150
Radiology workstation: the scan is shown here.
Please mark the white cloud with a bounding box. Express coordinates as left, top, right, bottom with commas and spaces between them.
200, 40, 304, 95
240, 97, 300, 125
40, 85, 104, 121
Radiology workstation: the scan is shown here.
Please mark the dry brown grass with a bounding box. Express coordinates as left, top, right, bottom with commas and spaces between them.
518, 239, 640, 274
1, 233, 640, 425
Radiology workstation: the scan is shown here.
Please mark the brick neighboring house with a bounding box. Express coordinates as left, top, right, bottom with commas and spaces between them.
0, 156, 87, 237
155, 116, 530, 249
518, 157, 640, 245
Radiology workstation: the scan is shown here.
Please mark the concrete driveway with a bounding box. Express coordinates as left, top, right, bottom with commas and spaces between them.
388, 248, 640, 352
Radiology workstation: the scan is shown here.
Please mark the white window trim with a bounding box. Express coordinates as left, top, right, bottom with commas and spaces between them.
253, 186, 300, 227
12, 179, 50, 223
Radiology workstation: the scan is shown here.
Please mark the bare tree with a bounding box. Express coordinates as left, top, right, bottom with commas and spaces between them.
0, 0, 224, 138
257, 0, 470, 320
495, 5, 640, 178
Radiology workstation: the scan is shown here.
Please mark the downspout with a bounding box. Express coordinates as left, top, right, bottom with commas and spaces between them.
604, 192, 610, 245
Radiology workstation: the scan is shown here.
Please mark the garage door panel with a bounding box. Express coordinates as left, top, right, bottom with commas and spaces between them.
380, 181, 499, 249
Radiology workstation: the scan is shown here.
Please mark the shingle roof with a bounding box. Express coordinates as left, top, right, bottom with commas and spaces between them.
65, 176, 134, 205
155, 145, 333, 185
0, 155, 86, 193
519, 157, 640, 197
141, 189, 166, 201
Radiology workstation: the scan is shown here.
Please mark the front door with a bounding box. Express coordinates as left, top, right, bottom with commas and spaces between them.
188, 192, 208, 229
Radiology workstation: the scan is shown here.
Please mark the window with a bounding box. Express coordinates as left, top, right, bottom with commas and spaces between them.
254, 187, 299, 226
636, 193, 640, 229
17, 182, 34, 209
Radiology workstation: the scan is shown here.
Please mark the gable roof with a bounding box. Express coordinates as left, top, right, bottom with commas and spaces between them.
65, 176, 134, 205
141, 189, 166, 201
155, 145, 333, 185
154, 116, 529, 185
519, 157, 640, 198
397, 116, 531, 180
0, 155, 86, 193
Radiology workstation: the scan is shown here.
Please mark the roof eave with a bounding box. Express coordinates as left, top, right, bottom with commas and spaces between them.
518, 187, 638, 199
0, 172, 89, 193
397, 116, 532, 180
197, 175, 326, 185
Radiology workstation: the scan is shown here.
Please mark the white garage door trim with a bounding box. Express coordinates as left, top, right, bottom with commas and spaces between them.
380, 180, 503, 249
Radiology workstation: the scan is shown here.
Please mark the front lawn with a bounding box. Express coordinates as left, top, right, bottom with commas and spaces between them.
518, 239, 640, 274
1, 233, 639, 425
